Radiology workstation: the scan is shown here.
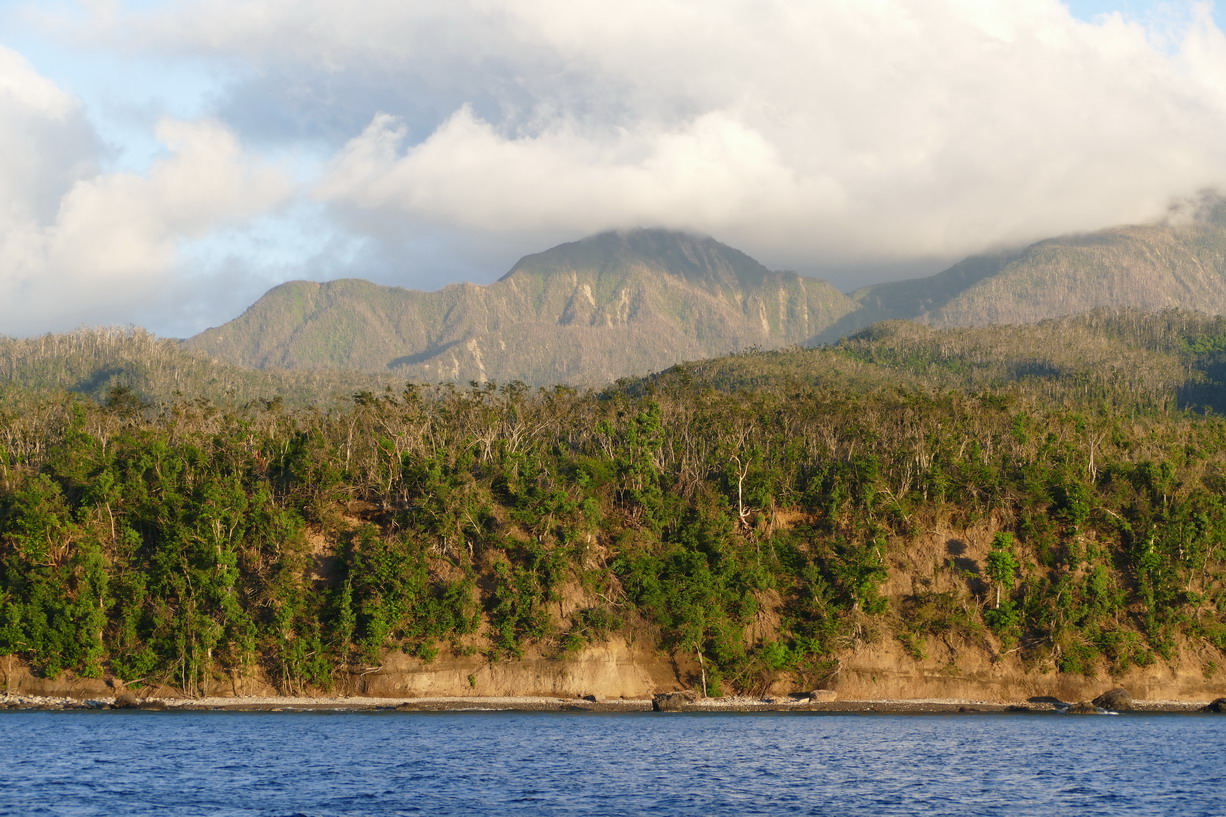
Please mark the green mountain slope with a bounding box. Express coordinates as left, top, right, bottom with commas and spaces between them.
10, 309, 1226, 415
0, 327, 398, 407
185, 230, 860, 386
830, 199, 1226, 338
641, 308, 1226, 413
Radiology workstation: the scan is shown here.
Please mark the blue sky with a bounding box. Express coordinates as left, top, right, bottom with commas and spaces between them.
2, 0, 1226, 337
1069, 0, 1221, 25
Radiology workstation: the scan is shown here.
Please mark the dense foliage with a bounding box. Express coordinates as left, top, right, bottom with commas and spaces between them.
1, 310, 1226, 694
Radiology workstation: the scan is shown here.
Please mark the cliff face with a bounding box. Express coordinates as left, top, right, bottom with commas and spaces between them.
4, 620, 1219, 704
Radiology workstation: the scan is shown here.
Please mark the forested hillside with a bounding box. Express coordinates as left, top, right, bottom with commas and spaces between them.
0, 327, 398, 407
2, 310, 1226, 698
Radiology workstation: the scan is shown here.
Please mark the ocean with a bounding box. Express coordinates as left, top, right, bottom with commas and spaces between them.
1, 709, 1223, 816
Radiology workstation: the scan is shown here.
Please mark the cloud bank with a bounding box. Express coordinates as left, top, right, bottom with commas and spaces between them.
8, 0, 1226, 334
134, 1, 1226, 265
0, 46, 291, 335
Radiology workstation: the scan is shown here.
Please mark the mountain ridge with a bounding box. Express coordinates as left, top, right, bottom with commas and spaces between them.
187, 229, 859, 385
188, 200, 1226, 385
840, 196, 1226, 336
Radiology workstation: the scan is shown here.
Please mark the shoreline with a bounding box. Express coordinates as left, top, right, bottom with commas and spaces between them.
0, 692, 1214, 715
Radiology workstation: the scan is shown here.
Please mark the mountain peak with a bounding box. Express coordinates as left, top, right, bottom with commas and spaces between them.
499, 228, 774, 290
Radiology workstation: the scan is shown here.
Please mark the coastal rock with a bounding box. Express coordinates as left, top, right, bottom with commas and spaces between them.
808, 689, 838, 703
1028, 696, 1069, 709
1091, 688, 1133, 711
652, 692, 696, 712
1064, 701, 1101, 714
1200, 697, 1226, 713
111, 692, 141, 709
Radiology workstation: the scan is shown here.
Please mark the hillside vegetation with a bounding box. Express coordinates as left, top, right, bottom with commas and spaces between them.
0, 327, 399, 407
2, 311, 1226, 697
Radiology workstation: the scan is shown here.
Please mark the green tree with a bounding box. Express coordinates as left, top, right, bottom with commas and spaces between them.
985, 532, 1019, 609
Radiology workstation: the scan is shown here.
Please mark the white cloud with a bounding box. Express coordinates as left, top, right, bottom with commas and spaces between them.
0, 46, 100, 225
18, 0, 1226, 304
316, 108, 801, 233
142, 0, 1226, 275
0, 46, 293, 335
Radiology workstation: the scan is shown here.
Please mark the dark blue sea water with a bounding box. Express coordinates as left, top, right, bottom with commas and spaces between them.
0, 710, 1222, 816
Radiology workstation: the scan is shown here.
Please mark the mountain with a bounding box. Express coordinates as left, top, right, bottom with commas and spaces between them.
187, 201, 1226, 386
826, 196, 1226, 339
186, 229, 859, 386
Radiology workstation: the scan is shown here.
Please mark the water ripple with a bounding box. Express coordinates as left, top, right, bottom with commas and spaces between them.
0, 711, 1223, 816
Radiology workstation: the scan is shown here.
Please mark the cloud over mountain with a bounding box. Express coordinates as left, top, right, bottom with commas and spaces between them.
123, 1, 1226, 272
6, 1, 1226, 335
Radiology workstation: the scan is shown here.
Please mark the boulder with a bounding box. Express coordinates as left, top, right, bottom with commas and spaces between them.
808, 689, 838, 703
652, 692, 695, 712
1200, 697, 1226, 713
1091, 687, 1133, 711
111, 692, 141, 709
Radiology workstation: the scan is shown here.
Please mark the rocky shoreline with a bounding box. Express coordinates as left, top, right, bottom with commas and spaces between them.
3, 690, 1222, 715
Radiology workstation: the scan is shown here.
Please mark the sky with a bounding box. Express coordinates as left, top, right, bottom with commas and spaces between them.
3, 0, 1226, 337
